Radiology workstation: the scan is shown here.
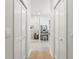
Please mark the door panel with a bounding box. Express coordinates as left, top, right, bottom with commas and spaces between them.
55, 7, 60, 59
55, 0, 66, 59
59, 1, 66, 59
14, 0, 27, 59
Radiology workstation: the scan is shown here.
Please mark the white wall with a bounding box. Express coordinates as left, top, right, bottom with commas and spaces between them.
5, 0, 14, 59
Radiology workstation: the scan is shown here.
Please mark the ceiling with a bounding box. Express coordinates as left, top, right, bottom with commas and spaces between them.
22, 0, 55, 15
30, 0, 53, 15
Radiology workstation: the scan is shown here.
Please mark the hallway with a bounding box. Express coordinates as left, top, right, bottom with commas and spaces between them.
13, 0, 67, 59
5, 0, 73, 59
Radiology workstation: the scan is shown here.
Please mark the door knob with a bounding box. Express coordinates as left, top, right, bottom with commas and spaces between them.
59, 38, 64, 41
60, 38, 63, 41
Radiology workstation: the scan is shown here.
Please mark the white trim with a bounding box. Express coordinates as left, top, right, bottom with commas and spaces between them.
54, 0, 64, 9
19, 0, 27, 9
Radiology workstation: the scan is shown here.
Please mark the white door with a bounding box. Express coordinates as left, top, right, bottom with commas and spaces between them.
14, 0, 27, 59
54, 0, 66, 59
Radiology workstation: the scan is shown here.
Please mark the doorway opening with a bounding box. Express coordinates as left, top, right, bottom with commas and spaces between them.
14, 0, 67, 59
